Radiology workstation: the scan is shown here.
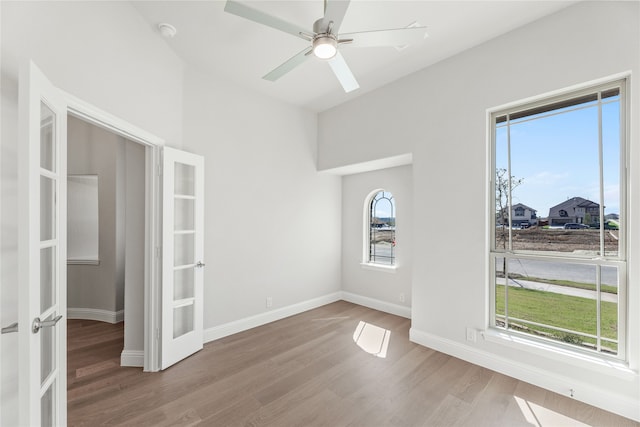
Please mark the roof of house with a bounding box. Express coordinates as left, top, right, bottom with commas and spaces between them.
548, 197, 599, 217
512, 203, 536, 212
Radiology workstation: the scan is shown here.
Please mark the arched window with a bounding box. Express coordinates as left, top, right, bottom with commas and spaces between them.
366, 190, 395, 266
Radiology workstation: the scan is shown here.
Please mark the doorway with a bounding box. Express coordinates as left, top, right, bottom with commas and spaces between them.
65, 115, 146, 372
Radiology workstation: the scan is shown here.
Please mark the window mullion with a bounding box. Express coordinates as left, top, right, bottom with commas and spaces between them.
596, 264, 602, 352
504, 257, 509, 330
597, 94, 606, 256
506, 117, 513, 252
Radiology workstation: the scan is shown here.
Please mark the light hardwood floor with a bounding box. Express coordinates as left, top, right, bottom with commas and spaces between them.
68, 301, 638, 426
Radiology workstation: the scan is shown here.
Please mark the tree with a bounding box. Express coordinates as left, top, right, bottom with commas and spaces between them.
495, 168, 524, 251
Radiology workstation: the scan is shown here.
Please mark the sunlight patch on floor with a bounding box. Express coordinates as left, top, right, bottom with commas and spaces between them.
352, 321, 391, 358
514, 396, 590, 426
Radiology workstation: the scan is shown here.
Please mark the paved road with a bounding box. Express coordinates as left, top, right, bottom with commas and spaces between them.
497, 258, 618, 286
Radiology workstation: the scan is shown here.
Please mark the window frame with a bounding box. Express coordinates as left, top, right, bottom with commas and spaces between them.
487, 77, 629, 362
362, 189, 396, 270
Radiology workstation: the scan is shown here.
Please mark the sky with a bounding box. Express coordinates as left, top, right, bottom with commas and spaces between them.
372, 191, 395, 219
495, 94, 621, 218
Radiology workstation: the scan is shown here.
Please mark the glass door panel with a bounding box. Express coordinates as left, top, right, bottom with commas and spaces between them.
174, 162, 195, 196
41, 382, 54, 427
40, 176, 56, 241
174, 268, 195, 300
40, 314, 55, 384
174, 232, 195, 267
172, 162, 196, 338
40, 103, 55, 172
173, 304, 194, 339
174, 197, 195, 230
39, 247, 55, 313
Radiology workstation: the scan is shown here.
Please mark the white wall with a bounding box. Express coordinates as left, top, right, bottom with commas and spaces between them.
341, 166, 412, 316
0, 1, 184, 147
67, 116, 124, 316
318, 1, 640, 420
0, 71, 20, 427
0, 2, 183, 423
182, 66, 342, 330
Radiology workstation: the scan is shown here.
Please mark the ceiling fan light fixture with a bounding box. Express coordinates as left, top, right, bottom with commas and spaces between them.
312, 35, 338, 59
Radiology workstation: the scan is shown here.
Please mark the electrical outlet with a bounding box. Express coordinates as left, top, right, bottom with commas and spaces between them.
466, 327, 477, 343
266, 297, 273, 308
399, 293, 405, 303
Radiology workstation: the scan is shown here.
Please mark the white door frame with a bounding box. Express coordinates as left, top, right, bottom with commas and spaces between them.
62, 91, 164, 372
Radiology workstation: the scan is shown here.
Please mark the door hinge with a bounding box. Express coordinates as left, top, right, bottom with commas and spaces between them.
156, 328, 160, 340
156, 246, 161, 258
156, 163, 162, 177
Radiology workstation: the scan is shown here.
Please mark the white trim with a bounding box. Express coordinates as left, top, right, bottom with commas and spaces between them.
67, 258, 100, 265
67, 308, 124, 324
63, 90, 164, 148
486, 71, 632, 117
360, 263, 397, 273
120, 350, 144, 368
482, 328, 635, 379
409, 328, 640, 422
341, 291, 411, 319
59, 89, 165, 373
204, 292, 342, 343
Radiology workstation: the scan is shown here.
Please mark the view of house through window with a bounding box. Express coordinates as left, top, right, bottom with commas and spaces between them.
368, 191, 395, 266
491, 80, 626, 357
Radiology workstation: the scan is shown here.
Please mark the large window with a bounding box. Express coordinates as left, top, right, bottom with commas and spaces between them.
366, 190, 395, 266
490, 79, 627, 359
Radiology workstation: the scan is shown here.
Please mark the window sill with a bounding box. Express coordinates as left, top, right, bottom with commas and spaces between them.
360, 263, 397, 273
483, 328, 637, 381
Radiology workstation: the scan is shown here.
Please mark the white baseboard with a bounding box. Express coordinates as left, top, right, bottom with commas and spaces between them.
341, 291, 411, 319
120, 349, 144, 367
409, 328, 640, 422
67, 307, 124, 324
203, 292, 342, 343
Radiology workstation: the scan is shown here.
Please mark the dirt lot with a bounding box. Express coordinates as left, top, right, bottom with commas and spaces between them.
497, 226, 619, 254
371, 229, 395, 244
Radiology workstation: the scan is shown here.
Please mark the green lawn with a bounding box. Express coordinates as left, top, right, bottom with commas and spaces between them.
505, 274, 618, 294
496, 285, 618, 349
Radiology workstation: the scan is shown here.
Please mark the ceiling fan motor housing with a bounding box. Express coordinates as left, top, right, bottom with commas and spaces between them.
313, 17, 331, 34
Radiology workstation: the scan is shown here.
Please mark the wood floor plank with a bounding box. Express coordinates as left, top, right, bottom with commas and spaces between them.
67, 303, 639, 426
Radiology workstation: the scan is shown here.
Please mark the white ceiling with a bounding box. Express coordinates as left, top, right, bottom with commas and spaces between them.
132, 1, 576, 112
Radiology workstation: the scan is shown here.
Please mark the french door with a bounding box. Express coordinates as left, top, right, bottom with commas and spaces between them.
161, 147, 205, 369
19, 61, 67, 426
17, 61, 205, 425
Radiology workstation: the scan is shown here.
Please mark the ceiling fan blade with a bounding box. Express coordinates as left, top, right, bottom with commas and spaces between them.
341, 26, 428, 48
263, 47, 313, 82
327, 51, 359, 93
224, 0, 309, 41
318, 0, 351, 34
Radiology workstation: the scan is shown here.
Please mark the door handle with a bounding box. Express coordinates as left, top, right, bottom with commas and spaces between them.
1, 322, 18, 334
195, 261, 206, 268
32, 315, 63, 334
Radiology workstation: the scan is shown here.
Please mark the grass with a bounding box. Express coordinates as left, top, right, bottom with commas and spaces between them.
496, 285, 618, 347
504, 273, 618, 294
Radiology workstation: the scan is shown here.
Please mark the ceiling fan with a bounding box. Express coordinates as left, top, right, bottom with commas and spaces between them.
224, 0, 428, 93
